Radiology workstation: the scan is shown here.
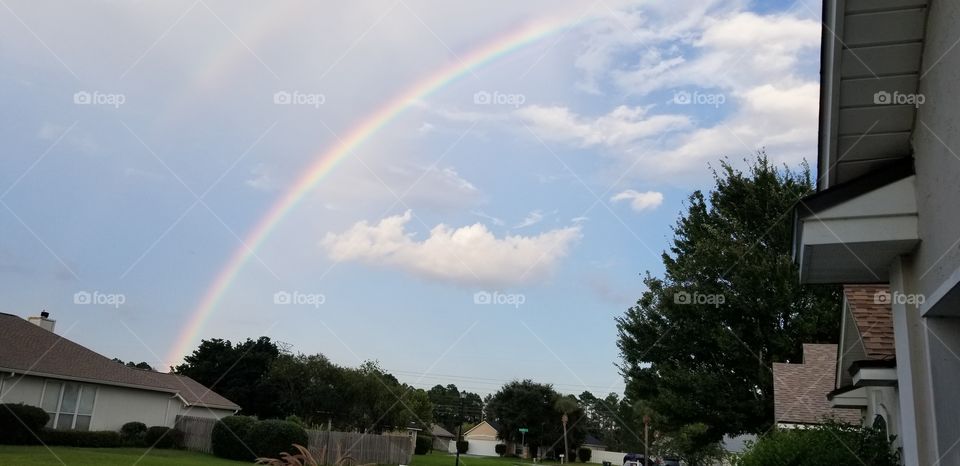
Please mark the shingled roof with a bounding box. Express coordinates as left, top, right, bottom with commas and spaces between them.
843, 285, 896, 359
773, 344, 860, 425
0, 313, 239, 410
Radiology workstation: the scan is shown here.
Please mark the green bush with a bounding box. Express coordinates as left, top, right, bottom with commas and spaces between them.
415, 435, 432, 455
495, 444, 507, 456
737, 423, 898, 466
212, 415, 258, 461
456, 440, 469, 454
120, 421, 147, 446
578, 447, 592, 462
144, 426, 183, 449
42, 430, 122, 447
0, 403, 49, 445
243, 419, 308, 459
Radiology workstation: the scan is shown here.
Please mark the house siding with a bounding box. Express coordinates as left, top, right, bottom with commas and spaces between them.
0, 373, 233, 431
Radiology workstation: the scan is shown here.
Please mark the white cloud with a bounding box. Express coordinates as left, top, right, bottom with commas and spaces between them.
516, 105, 691, 148
610, 190, 664, 212
513, 210, 544, 229
322, 211, 582, 286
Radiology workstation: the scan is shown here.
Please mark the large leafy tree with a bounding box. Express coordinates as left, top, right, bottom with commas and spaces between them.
485, 380, 586, 456
616, 155, 841, 449
174, 336, 281, 418
427, 384, 483, 434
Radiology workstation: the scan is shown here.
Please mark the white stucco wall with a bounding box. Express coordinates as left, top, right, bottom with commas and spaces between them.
90, 384, 180, 430
899, 1, 960, 463
913, 0, 960, 309
0, 374, 45, 406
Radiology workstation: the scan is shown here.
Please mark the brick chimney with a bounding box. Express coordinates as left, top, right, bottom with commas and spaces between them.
28, 310, 56, 333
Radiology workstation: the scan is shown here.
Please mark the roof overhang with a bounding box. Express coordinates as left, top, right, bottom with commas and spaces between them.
828, 359, 898, 408
794, 164, 918, 283
817, 0, 928, 190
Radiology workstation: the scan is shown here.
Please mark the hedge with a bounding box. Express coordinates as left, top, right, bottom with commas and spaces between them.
737, 423, 898, 466
212, 415, 258, 461
120, 421, 147, 446
0, 403, 49, 445
495, 444, 507, 456
144, 426, 183, 449
41, 430, 122, 448
578, 447, 592, 462
243, 419, 308, 459
456, 440, 469, 454
415, 435, 432, 455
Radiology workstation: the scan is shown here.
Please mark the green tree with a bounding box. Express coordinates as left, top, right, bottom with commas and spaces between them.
616, 155, 841, 447
174, 337, 281, 418
427, 384, 483, 434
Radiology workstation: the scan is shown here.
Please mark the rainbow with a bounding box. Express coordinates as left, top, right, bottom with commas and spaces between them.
165, 14, 587, 366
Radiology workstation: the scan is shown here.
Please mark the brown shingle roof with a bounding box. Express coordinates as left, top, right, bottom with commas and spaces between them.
843, 285, 896, 359
0, 313, 239, 410
773, 344, 860, 425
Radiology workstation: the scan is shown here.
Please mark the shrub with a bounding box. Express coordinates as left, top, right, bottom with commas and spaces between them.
42, 430, 122, 447
495, 444, 507, 456
120, 421, 147, 446
144, 426, 183, 449
0, 403, 49, 445
415, 435, 432, 455
244, 420, 308, 459
578, 447, 592, 462
737, 423, 898, 466
212, 415, 258, 461
456, 440, 469, 454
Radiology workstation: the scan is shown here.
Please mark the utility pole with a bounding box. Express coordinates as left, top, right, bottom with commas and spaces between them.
455, 394, 464, 466
642, 415, 650, 466
561, 413, 569, 465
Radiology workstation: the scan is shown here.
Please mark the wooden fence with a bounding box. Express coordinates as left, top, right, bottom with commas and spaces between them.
306, 430, 413, 465
175, 415, 217, 454
175, 415, 412, 464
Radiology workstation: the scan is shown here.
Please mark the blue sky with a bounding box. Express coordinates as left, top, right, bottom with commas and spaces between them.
1, 0, 821, 397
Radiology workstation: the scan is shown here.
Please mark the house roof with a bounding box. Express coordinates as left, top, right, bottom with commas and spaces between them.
583, 434, 604, 446
430, 424, 455, 439
844, 285, 896, 359
773, 344, 860, 425
0, 313, 240, 411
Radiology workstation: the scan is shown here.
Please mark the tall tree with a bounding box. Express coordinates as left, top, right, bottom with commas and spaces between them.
485, 380, 586, 457
616, 155, 841, 448
174, 336, 281, 417
427, 384, 483, 433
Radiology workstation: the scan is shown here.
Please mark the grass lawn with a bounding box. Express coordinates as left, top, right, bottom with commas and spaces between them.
0, 446, 248, 465
412, 452, 564, 466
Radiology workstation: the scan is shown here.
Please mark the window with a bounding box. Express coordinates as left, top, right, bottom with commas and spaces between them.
40, 381, 97, 431
873, 414, 888, 440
